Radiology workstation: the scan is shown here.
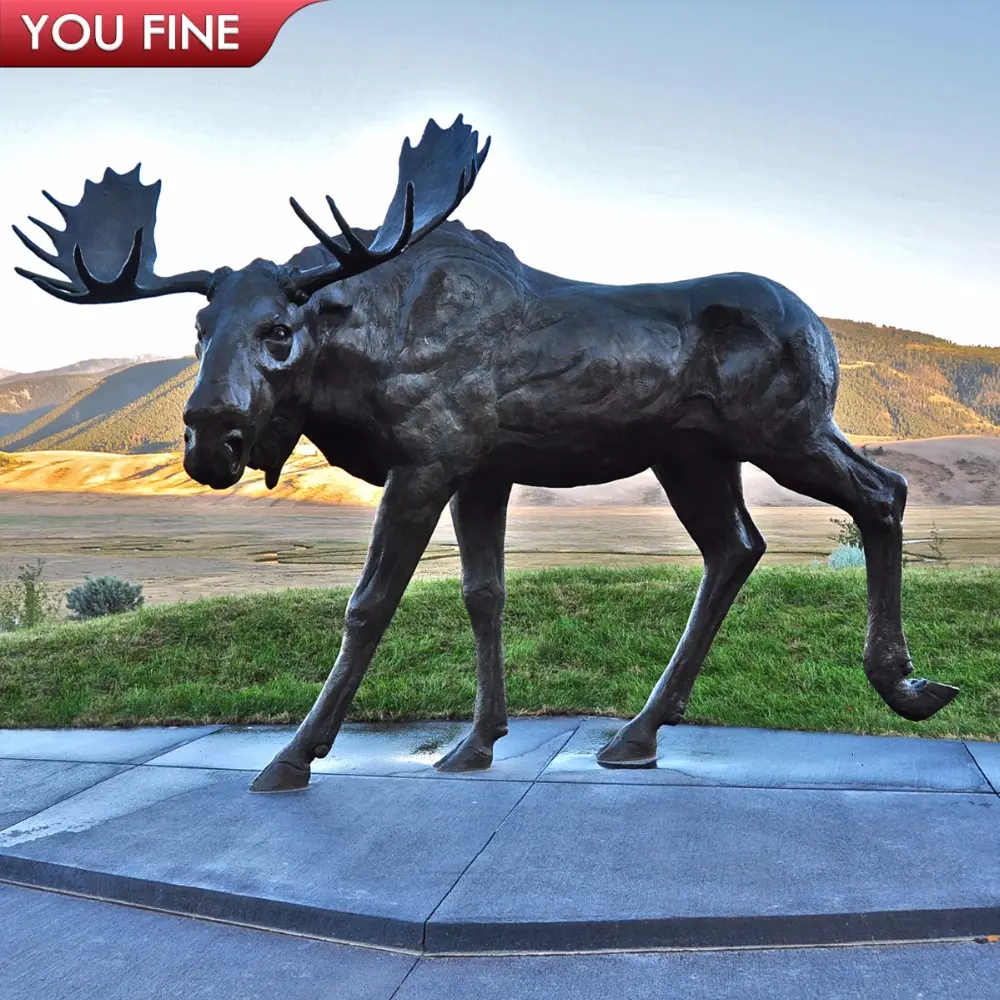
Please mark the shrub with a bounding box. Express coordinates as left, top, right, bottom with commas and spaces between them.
66, 575, 144, 620
830, 517, 864, 549
928, 522, 947, 564
0, 559, 61, 631
828, 544, 866, 569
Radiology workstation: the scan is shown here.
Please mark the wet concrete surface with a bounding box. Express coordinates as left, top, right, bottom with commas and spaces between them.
146, 717, 584, 781
1, 720, 999, 957
540, 718, 993, 792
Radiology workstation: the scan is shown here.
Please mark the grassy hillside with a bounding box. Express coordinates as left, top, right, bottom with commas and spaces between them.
0, 358, 194, 452
0, 373, 102, 414
0, 372, 106, 438
49, 361, 198, 454
0, 357, 163, 422
825, 318, 1000, 438
0, 566, 995, 737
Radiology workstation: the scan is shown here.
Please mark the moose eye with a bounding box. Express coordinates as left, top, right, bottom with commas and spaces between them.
262, 324, 293, 360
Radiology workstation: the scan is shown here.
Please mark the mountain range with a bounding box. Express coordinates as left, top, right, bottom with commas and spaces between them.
0, 357, 190, 446
1, 322, 999, 454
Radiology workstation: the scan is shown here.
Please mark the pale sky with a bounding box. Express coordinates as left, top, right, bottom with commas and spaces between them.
1, 0, 998, 373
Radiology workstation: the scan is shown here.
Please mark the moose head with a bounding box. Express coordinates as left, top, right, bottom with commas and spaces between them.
13, 116, 490, 490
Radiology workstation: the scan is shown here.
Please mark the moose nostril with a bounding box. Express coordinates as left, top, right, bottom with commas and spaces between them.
183, 428, 193, 447
221, 430, 245, 468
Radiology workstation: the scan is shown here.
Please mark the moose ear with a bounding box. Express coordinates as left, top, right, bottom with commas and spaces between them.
307, 284, 355, 330
318, 301, 354, 327
315, 281, 353, 314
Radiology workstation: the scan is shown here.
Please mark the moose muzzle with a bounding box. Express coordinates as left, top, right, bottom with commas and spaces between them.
183, 409, 254, 490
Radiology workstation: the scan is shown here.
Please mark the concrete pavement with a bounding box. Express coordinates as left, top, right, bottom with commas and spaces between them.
2, 718, 999, 997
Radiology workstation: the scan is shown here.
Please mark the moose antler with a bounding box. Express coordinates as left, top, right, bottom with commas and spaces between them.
12, 165, 214, 303
286, 114, 490, 299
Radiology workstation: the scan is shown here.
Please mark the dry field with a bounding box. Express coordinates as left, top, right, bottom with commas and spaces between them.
1, 489, 998, 608
1, 435, 998, 607
2, 435, 1000, 507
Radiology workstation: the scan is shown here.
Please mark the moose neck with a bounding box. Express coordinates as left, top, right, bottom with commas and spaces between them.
299, 308, 394, 488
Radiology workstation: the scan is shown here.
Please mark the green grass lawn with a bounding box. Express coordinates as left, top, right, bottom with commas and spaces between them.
1, 565, 998, 739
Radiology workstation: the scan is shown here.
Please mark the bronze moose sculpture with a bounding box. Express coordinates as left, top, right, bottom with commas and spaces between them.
13, 115, 958, 791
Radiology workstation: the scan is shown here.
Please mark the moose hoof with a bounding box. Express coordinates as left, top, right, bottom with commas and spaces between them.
596, 723, 658, 769
434, 737, 494, 773
249, 758, 311, 793
883, 678, 959, 722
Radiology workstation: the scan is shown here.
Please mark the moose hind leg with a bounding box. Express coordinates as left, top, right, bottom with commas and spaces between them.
755, 424, 958, 721
434, 481, 513, 773
598, 455, 766, 767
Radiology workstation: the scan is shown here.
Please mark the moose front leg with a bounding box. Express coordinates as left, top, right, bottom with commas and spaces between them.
434, 480, 513, 773
250, 467, 453, 792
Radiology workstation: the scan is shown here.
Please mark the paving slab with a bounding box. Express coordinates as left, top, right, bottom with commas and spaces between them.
0, 758, 128, 831
967, 742, 1000, 794
3, 721, 998, 956
397, 942, 1000, 1000
145, 718, 583, 781
0, 765, 528, 949
0, 884, 415, 1000
0, 725, 223, 764
541, 719, 992, 792
427, 781, 1000, 952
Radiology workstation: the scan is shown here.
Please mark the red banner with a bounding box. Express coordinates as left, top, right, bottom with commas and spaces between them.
0, 0, 323, 67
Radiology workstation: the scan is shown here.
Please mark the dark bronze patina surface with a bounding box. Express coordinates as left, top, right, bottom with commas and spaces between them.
13, 116, 958, 791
